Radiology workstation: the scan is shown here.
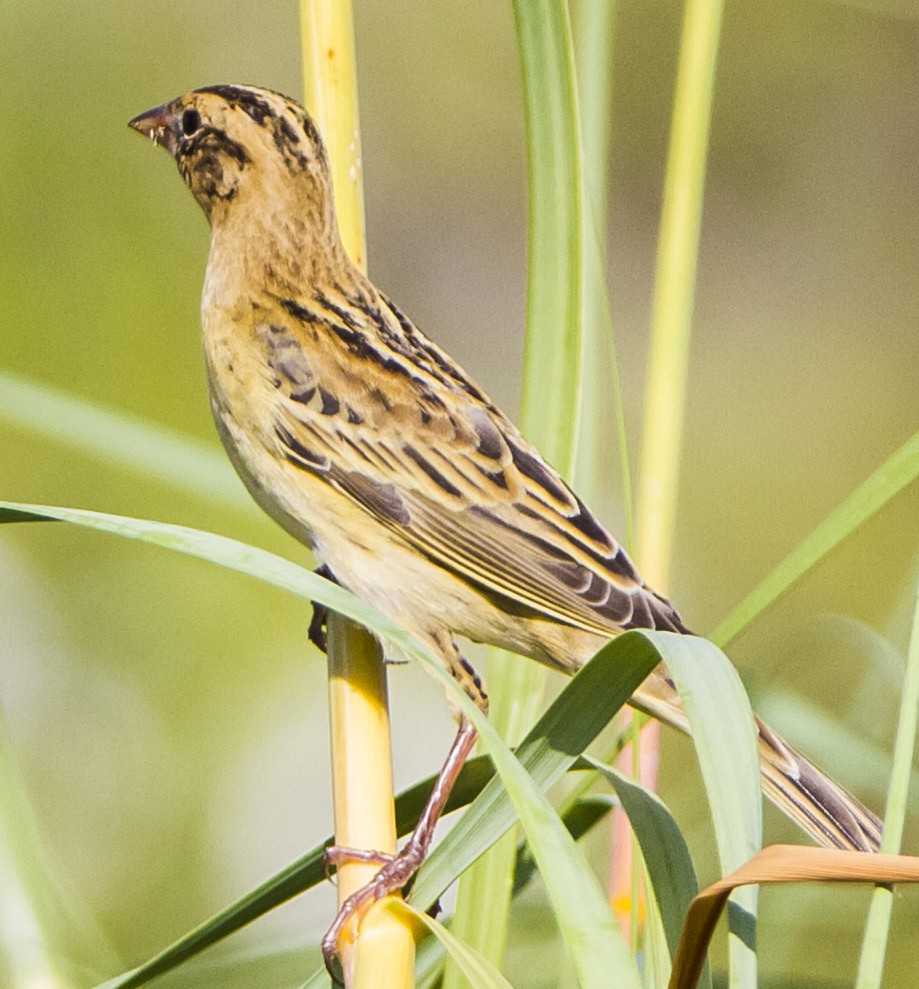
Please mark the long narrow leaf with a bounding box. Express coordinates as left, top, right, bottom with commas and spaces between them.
0, 503, 385, 630
585, 759, 702, 978
447, 1, 586, 979
711, 427, 919, 646
410, 633, 664, 911
0, 370, 246, 509
636, 0, 723, 586
458, 679, 639, 989
856, 578, 919, 987
512, 795, 616, 896
642, 631, 761, 988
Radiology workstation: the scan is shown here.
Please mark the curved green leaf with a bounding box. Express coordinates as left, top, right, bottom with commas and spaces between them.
711, 427, 919, 646
587, 760, 700, 968
0, 370, 247, 510
641, 631, 761, 989
512, 795, 616, 895
0, 502, 392, 637
410, 633, 664, 914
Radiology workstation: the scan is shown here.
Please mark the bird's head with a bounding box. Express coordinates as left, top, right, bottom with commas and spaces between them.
129, 85, 335, 228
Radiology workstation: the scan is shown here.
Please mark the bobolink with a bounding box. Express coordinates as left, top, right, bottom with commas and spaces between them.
130, 83, 880, 966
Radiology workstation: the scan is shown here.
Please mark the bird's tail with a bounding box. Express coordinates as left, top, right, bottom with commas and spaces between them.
631, 667, 881, 853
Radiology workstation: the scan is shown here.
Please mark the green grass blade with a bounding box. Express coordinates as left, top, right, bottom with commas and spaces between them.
855, 577, 919, 987
585, 759, 703, 978
445, 647, 540, 981
422, 633, 680, 989
0, 502, 389, 631
447, 1, 586, 980
512, 795, 616, 895
0, 370, 247, 509
461, 681, 639, 989
512, 0, 583, 468
641, 631, 760, 989
711, 427, 919, 647
636, 0, 723, 584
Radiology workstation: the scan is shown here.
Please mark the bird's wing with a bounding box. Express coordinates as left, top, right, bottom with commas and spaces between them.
263, 292, 684, 636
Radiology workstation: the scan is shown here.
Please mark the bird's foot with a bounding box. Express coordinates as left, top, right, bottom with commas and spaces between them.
321, 838, 428, 982
321, 717, 479, 981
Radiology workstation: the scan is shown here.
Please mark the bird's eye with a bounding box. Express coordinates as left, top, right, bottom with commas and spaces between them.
181, 108, 202, 137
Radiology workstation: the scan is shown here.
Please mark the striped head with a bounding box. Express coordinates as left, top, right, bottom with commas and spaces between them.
129, 85, 334, 226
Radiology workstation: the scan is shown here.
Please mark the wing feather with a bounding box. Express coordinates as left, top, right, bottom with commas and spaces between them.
271, 371, 683, 636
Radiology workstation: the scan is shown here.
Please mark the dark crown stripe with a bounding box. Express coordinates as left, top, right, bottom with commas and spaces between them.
195, 85, 275, 124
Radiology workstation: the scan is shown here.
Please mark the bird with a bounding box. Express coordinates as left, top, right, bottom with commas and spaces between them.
129, 83, 881, 969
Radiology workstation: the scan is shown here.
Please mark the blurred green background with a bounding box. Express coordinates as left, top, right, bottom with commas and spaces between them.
2, 0, 919, 986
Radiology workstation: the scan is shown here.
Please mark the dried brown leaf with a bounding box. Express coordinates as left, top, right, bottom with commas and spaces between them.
669, 844, 919, 989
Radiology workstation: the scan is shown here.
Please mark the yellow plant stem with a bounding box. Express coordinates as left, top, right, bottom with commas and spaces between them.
640, 0, 722, 582
616, 0, 725, 955
300, 0, 367, 270
301, 1, 414, 984
327, 614, 402, 980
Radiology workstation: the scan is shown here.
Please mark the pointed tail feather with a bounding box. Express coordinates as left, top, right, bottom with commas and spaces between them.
755, 717, 881, 852
631, 668, 881, 853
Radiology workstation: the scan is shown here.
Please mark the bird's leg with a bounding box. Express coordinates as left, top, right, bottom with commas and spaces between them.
321, 636, 488, 981
308, 563, 337, 652
321, 717, 478, 978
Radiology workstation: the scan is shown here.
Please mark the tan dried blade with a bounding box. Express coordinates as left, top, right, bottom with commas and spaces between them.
669, 843, 919, 989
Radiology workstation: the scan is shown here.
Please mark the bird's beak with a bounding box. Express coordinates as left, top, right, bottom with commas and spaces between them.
128, 102, 179, 156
